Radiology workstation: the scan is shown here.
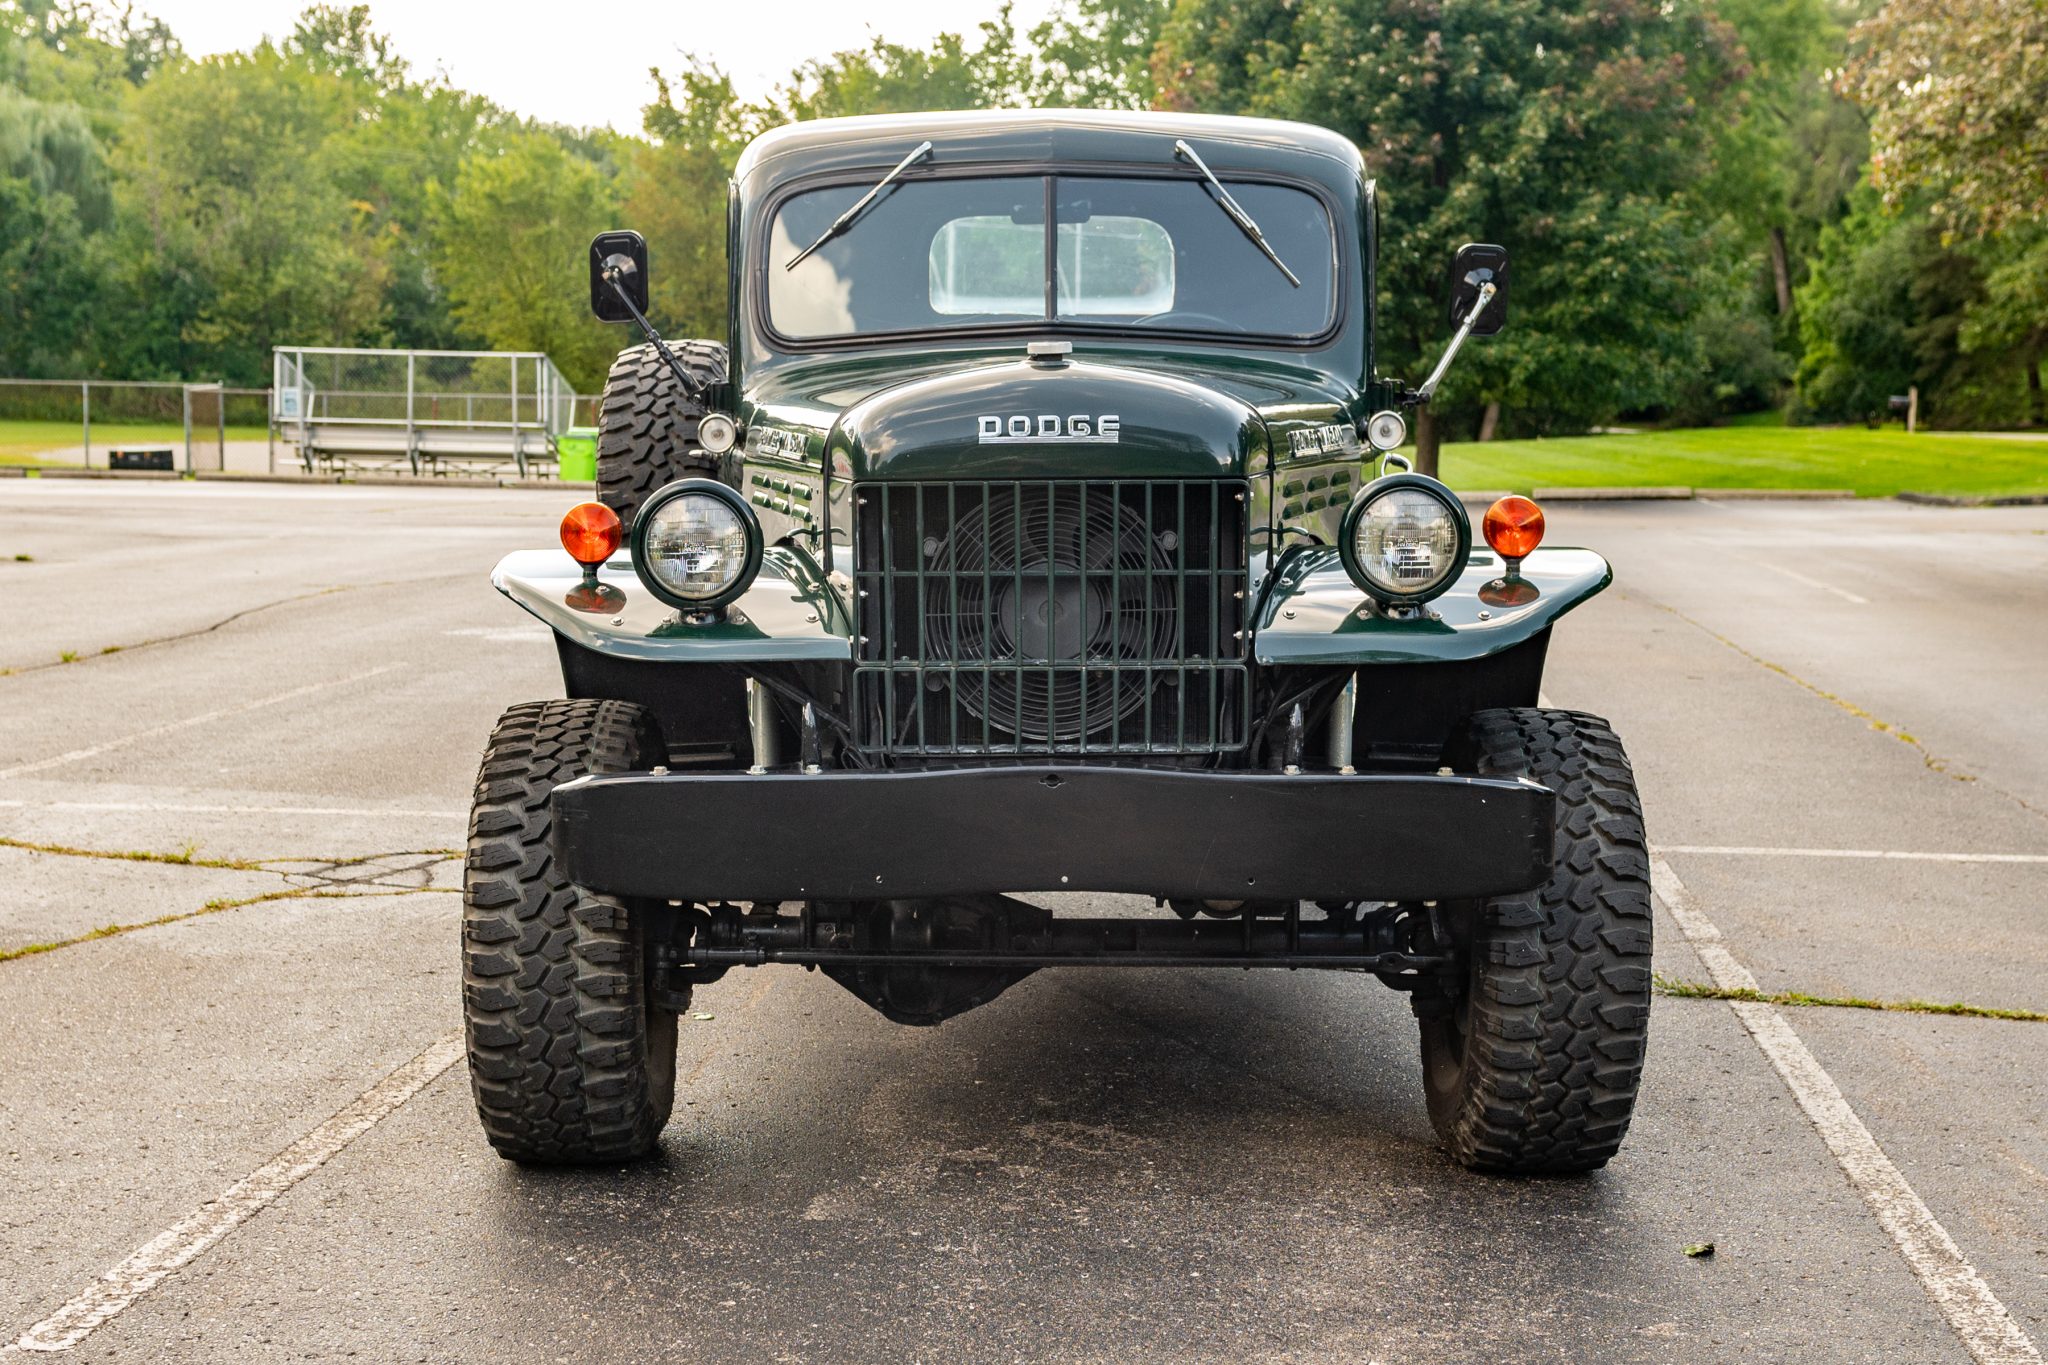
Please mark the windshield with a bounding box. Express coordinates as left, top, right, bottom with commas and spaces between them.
767, 175, 1338, 342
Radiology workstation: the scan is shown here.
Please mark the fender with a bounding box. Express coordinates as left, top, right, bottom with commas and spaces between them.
491, 543, 852, 662
1251, 543, 1612, 666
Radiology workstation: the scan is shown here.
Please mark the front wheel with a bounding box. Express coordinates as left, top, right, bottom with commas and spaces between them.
1418, 708, 1653, 1174
462, 699, 677, 1163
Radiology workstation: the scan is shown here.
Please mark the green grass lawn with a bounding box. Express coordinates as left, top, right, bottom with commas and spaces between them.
1441, 423, 2048, 498
0, 420, 270, 466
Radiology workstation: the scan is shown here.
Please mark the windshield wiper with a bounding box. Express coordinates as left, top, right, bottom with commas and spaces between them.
785, 140, 934, 270
1171, 138, 1301, 288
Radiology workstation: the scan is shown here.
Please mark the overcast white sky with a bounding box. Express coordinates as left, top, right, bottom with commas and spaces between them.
136, 0, 1062, 133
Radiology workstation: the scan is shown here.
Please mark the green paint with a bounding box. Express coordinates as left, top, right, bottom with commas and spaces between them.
1255, 544, 1611, 665
494, 542, 853, 662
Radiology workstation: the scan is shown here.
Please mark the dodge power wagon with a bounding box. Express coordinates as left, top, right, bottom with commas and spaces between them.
463, 110, 1652, 1174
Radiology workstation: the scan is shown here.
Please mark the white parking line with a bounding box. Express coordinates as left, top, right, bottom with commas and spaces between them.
0, 799, 464, 820
1659, 844, 2048, 865
3, 1034, 463, 1355
1652, 850, 2041, 1365
0, 666, 404, 781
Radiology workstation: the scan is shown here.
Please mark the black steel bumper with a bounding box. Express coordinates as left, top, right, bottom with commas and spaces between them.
552, 766, 1554, 904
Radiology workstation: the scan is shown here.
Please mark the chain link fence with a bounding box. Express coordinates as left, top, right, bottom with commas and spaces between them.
0, 379, 275, 472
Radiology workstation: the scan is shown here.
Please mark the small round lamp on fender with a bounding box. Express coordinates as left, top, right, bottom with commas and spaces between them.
1482, 495, 1544, 569
1479, 495, 1545, 608
560, 502, 623, 586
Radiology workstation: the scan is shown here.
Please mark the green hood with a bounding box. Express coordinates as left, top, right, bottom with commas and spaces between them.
825, 354, 1268, 481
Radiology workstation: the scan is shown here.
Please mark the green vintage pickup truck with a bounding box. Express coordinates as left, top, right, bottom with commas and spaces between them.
463, 109, 1651, 1175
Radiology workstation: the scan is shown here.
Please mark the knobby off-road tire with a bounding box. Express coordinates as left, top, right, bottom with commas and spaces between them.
596, 339, 729, 525
463, 699, 677, 1164
1418, 708, 1653, 1174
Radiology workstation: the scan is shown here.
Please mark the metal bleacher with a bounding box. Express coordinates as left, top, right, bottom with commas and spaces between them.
272, 347, 580, 478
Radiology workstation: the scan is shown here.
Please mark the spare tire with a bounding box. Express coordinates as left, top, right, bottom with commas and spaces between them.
596, 339, 729, 526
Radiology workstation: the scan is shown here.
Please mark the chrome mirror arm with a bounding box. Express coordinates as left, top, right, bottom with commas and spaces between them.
1408, 281, 1497, 405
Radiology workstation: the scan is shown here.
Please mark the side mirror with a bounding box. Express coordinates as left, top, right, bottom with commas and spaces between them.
589, 230, 649, 322
1448, 243, 1508, 335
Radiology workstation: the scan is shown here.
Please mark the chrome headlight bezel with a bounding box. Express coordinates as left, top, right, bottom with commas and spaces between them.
629, 478, 763, 612
1337, 472, 1471, 605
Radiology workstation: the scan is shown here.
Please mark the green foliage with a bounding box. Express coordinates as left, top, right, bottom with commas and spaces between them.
108, 46, 392, 382
433, 130, 621, 390
1027, 0, 1169, 109
1155, 0, 1742, 459
1841, 0, 2048, 239
0, 84, 110, 373
1794, 186, 2037, 428
629, 66, 770, 345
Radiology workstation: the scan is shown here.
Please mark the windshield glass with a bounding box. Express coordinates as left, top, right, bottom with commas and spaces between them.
767, 175, 1337, 342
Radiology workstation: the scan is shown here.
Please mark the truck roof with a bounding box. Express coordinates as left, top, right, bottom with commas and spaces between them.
733, 108, 1368, 204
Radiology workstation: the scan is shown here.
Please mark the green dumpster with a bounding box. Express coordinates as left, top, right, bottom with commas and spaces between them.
556, 427, 598, 484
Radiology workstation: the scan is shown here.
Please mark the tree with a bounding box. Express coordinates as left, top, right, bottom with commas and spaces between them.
433, 129, 621, 390
772, 15, 1026, 120
110, 46, 390, 382
1957, 230, 2048, 426
1027, 0, 1169, 108
0, 85, 111, 374
1792, 184, 2033, 429
1840, 0, 2048, 238
1155, 0, 1742, 468
627, 64, 770, 345
285, 7, 511, 350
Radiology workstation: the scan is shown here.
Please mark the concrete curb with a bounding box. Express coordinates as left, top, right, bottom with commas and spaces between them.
1696, 488, 1856, 501
1897, 490, 2048, 508
28, 467, 181, 481
1530, 486, 1692, 501
1, 466, 578, 492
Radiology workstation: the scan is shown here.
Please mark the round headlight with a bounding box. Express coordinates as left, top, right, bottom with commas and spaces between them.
1339, 473, 1471, 605
630, 479, 762, 611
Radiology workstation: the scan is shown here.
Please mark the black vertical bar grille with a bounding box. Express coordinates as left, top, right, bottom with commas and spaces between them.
852, 480, 1250, 758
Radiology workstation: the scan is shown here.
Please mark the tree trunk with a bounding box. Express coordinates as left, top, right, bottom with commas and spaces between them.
1414, 406, 1440, 477
2029, 352, 2044, 427
1768, 227, 1793, 317
1478, 401, 1501, 442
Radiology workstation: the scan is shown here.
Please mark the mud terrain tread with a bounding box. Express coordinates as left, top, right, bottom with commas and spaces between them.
462, 699, 675, 1163
596, 340, 728, 524
1428, 708, 1652, 1174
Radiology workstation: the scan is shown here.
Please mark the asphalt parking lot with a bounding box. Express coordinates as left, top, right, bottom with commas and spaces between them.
1, 479, 2044, 1363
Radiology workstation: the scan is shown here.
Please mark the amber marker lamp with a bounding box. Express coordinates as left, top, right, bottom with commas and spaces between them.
1479, 495, 1545, 609
559, 501, 627, 613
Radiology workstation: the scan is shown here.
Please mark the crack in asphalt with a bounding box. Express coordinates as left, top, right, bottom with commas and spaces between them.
0, 586, 354, 677
1620, 587, 2048, 826
0, 885, 450, 964
0, 840, 462, 963
1653, 974, 2048, 1024
0, 570, 470, 677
